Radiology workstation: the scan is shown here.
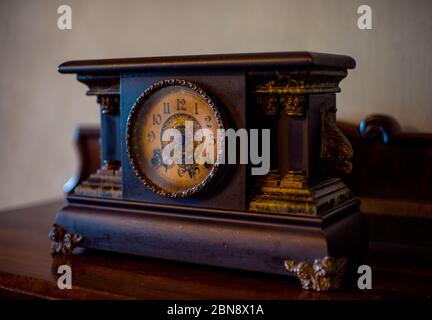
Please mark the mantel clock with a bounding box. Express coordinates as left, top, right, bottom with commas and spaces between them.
51, 52, 367, 291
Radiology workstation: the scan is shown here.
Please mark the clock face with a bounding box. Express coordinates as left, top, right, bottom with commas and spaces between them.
126, 79, 225, 198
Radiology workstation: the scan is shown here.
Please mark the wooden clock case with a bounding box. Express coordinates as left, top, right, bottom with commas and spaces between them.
51, 52, 368, 291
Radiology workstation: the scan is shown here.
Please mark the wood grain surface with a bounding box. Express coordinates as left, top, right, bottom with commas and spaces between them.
0, 201, 431, 300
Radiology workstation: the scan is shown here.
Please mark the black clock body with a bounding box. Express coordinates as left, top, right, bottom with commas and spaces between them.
51, 52, 367, 291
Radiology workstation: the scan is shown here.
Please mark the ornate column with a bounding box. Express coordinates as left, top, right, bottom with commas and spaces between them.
249, 69, 353, 215
71, 75, 122, 198
98, 94, 121, 170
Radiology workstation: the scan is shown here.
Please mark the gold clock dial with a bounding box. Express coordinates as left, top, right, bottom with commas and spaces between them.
126, 79, 225, 198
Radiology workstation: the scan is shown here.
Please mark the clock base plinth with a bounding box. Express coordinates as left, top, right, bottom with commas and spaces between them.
51, 196, 367, 291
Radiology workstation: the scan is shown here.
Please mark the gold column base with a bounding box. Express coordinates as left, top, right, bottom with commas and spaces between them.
73, 162, 122, 198
249, 170, 351, 215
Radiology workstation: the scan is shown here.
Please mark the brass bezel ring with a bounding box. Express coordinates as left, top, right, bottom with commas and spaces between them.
126, 79, 225, 198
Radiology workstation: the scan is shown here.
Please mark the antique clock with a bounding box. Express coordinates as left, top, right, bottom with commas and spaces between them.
51, 52, 367, 291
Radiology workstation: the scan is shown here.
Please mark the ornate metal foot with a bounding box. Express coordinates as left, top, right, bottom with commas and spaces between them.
49, 224, 83, 255
284, 256, 347, 291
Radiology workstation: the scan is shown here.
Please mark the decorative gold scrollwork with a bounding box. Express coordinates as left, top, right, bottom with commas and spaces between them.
256, 94, 279, 116
255, 94, 305, 117
49, 224, 83, 255
284, 256, 347, 291
320, 104, 353, 174
97, 95, 120, 114
280, 95, 305, 116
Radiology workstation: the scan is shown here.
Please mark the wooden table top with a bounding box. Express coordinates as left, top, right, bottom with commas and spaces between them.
0, 201, 431, 300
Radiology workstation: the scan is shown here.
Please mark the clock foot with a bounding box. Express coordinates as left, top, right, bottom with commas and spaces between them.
284, 256, 347, 291
48, 224, 83, 255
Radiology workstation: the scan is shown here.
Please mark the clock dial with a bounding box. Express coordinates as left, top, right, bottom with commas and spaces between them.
126, 79, 225, 198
